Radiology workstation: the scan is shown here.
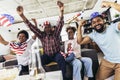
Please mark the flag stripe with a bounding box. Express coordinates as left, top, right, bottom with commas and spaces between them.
10, 42, 27, 54
0, 14, 14, 27
1, 19, 9, 25
0, 16, 5, 20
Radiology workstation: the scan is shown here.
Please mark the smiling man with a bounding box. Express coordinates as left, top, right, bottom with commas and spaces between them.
77, 1, 120, 80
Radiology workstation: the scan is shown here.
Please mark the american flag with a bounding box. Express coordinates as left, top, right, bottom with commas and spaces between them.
0, 14, 14, 27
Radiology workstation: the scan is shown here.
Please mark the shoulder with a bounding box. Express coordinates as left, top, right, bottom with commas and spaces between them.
27, 38, 35, 45
10, 41, 16, 44
108, 22, 120, 32
88, 31, 95, 37
109, 22, 118, 28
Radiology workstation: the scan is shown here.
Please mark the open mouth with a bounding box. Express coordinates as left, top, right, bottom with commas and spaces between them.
95, 24, 101, 30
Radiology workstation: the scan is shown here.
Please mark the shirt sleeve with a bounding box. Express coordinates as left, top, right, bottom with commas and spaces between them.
24, 19, 43, 38
88, 32, 94, 41
54, 16, 64, 36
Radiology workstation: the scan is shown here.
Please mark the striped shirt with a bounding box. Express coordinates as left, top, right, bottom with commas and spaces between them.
9, 39, 35, 65
10, 42, 27, 54
24, 17, 64, 56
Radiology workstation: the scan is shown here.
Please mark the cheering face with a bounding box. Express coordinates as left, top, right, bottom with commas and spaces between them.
17, 33, 27, 43
44, 26, 51, 34
67, 29, 75, 39
91, 17, 105, 33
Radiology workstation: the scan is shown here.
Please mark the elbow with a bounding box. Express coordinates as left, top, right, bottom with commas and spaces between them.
77, 39, 84, 45
77, 40, 82, 44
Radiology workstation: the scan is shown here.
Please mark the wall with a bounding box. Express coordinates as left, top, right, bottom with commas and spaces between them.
0, 0, 117, 55
0, 30, 15, 55
0, 26, 33, 55
110, 0, 120, 21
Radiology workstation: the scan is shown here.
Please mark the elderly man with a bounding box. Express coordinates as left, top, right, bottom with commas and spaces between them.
16, 1, 66, 80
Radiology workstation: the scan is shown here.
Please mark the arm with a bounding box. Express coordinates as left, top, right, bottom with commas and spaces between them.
57, 1, 64, 18
102, 1, 120, 12
0, 34, 9, 45
16, 6, 42, 38
54, 1, 64, 36
31, 18, 37, 40
77, 20, 92, 45
102, 1, 120, 30
31, 18, 37, 27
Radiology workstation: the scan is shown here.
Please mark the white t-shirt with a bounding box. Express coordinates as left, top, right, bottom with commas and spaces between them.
64, 38, 81, 58
9, 39, 35, 66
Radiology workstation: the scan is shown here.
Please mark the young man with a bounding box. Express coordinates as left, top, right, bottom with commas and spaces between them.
0, 30, 36, 75
16, 1, 66, 80
0, 18, 37, 63
61, 31, 82, 80
65, 26, 93, 80
77, 1, 120, 80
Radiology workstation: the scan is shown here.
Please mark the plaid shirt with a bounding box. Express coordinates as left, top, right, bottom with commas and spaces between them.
24, 17, 64, 56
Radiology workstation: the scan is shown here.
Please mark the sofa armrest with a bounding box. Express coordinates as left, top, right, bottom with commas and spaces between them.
4, 59, 18, 67
81, 49, 98, 60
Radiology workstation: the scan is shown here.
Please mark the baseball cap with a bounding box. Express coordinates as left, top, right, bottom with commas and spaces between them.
90, 12, 102, 21
43, 21, 51, 27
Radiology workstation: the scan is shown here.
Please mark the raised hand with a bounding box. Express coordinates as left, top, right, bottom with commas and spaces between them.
16, 6, 24, 15
101, 1, 111, 8
57, 1, 64, 12
79, 20, 87, 28
101, 1, 120, 12
31, 18, 37, 27
0, 34, 8, 45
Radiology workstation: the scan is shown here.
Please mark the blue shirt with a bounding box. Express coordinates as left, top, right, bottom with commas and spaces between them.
88, 22, 120, 63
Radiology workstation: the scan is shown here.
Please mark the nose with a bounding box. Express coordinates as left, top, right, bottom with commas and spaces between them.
94, 21, 100, 26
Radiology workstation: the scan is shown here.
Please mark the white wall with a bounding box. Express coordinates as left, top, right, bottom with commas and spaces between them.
0, 30, 15, 55
0, 26, 33, 55
110, 0, 120, 21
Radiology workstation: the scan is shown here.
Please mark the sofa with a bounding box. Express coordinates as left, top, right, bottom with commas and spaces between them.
43, 49, 99, 80
2, 49, 99, 80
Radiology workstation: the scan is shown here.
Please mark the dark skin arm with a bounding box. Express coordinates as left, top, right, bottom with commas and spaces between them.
57, 1, 64, 17
0, 34, 9, 45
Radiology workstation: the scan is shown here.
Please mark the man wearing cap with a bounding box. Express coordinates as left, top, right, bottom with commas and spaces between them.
77, 1, 120, 80
16, 1, 66, 80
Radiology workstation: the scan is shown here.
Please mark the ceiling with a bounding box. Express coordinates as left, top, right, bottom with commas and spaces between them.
0, 0, 104, 34
0, 0, 97, 24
